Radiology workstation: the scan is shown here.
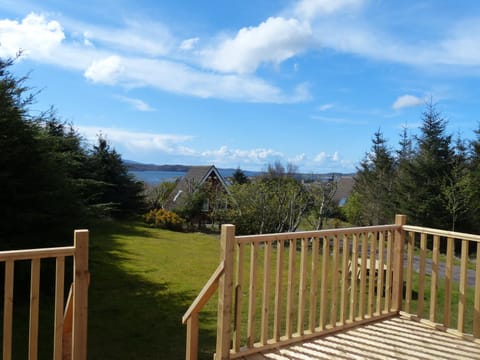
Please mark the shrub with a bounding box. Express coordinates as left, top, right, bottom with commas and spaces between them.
144, 208, 184, 231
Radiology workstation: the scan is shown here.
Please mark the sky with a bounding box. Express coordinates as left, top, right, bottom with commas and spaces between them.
1, 0, 479, 173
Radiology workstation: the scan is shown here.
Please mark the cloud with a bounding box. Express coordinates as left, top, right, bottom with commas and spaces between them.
438, 18, 480, 66
75, 18, 174, 56
78, 126, 286, 166
311, 115, 367, 125
201, 146, 283, 164
203, 17, 312, 74
84, 55, 124, 84
78, 126, 194, 154
87, 56, 309, 103
115, 95, 155, 112
392, 94, 424, 110
180, 37, 199, 51
309, 16, 480, 70
293, 0, 365, 20
311, 150, 354, 172
0, 12, 307, 103
318, 103, 334, 111
0, 12, 64, 59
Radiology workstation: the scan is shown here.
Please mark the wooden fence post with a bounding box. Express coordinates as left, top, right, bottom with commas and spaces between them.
392, 215, 406, 312
215, 225, 235, 360
72, 230, 89, 360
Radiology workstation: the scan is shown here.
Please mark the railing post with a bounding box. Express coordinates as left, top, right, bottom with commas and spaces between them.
215, 225, 235, 360
185, 313, 199, 360
72, 230, 89, 360
392, 215, 406, 312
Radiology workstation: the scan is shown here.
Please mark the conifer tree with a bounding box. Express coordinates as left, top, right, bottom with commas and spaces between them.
353, 130, 396, 225
397, 101, 454, 229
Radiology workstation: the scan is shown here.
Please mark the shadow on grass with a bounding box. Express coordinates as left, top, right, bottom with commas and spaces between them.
88, 221, 217, 360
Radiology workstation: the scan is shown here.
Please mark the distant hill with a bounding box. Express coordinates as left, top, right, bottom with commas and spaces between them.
125, 161, 190, 172
125, 160, 354, 181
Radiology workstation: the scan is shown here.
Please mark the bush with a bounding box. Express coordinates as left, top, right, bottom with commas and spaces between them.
144, 209, 184, 231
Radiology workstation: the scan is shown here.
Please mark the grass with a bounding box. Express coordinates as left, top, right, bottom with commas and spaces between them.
1, 221, 222, 360
87, 221, 221, 360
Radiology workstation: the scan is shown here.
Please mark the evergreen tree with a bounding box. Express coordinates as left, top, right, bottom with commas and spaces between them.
231, 167, 249, 184
441, 136, 472, 231
397, 102, 454, 229
353, 130, 396, 225
87, 136, 145, 218
0, 58, 85, 247
468, 125, 480, 233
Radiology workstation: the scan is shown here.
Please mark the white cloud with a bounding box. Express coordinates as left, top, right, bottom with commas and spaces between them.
115, 95, 155, 112
311, 115, 367, 125
84, 55, 124, 84
78, 126, 286, 166
0, 12, 306, 103
0, 12, 64, 59
92, 57, 309, 103
438, 18, 480, 66
201, 146, 283, 164
293, 0, 365, 20
78, 126, 194, 154
392, 94, 424, 110
204, 17, 312, 74
313, 150, 339, 163
311, 151, 353, 172
318, 103, 334, 111
180, 37, 199, 51
76, 18, 173, 56
310, 17, 480, 70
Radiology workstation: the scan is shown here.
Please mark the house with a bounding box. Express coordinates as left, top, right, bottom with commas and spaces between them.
166, 165, 229, 214
332, 175, 354, 206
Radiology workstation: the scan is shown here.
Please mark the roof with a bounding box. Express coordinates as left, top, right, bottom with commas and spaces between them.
332, 176, 355, 205
166, 165, 229, 209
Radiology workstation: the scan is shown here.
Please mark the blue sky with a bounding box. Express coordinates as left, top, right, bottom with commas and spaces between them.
1, 0, 479, 173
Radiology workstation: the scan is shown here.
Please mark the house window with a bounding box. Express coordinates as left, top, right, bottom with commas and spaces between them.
202, 198, 210, 212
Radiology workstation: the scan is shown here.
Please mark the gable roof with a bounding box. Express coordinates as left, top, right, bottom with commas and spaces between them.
167, 165, 228, 209
332, 176, 355, 205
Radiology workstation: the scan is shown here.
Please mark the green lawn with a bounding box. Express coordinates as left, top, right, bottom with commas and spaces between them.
88, 221, 221, 360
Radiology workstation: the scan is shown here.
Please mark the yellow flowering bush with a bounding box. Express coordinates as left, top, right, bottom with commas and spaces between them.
144, 208, 184, 231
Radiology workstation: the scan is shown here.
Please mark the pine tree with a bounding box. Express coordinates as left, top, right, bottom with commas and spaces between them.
353, 130, 396, 225
397, 101, 454, 229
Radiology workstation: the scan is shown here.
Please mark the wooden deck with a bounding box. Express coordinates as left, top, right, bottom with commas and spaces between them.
239, 315, 480, 360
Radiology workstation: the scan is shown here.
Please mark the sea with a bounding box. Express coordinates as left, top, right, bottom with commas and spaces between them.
129, 170, 186, 185
129, 169, 260, 185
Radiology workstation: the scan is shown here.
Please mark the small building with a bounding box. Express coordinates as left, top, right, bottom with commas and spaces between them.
166, 165, 229, 216
333, 176, 354, 206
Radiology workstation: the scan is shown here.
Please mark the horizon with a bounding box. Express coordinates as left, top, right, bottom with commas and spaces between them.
1, 1, 479, 173
126, 161, 355, 175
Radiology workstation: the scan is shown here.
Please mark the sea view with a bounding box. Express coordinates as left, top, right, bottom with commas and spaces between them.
129, 168, 260, 185
129, 170, 186, 184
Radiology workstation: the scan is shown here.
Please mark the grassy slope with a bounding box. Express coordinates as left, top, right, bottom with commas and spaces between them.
88, 221, 221, 360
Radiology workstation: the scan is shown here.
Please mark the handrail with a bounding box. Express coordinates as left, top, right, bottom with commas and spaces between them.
183, 261, 225, 360
403, 225, 480, 243
0, 230, 88, 360
0, 246, 75, 261
402, 225, 480, 337
235, 224, 399, 244
182, 262, 224, 324
185, 216, 480, 359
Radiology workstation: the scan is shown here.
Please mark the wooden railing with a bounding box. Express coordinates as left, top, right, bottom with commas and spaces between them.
183, 215, 480, 359
183, 216, 407, 360
401, 225, 480, 339
1, 230, 89, 360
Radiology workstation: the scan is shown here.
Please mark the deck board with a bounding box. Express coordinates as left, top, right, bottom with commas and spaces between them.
239, 316, 480, 360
